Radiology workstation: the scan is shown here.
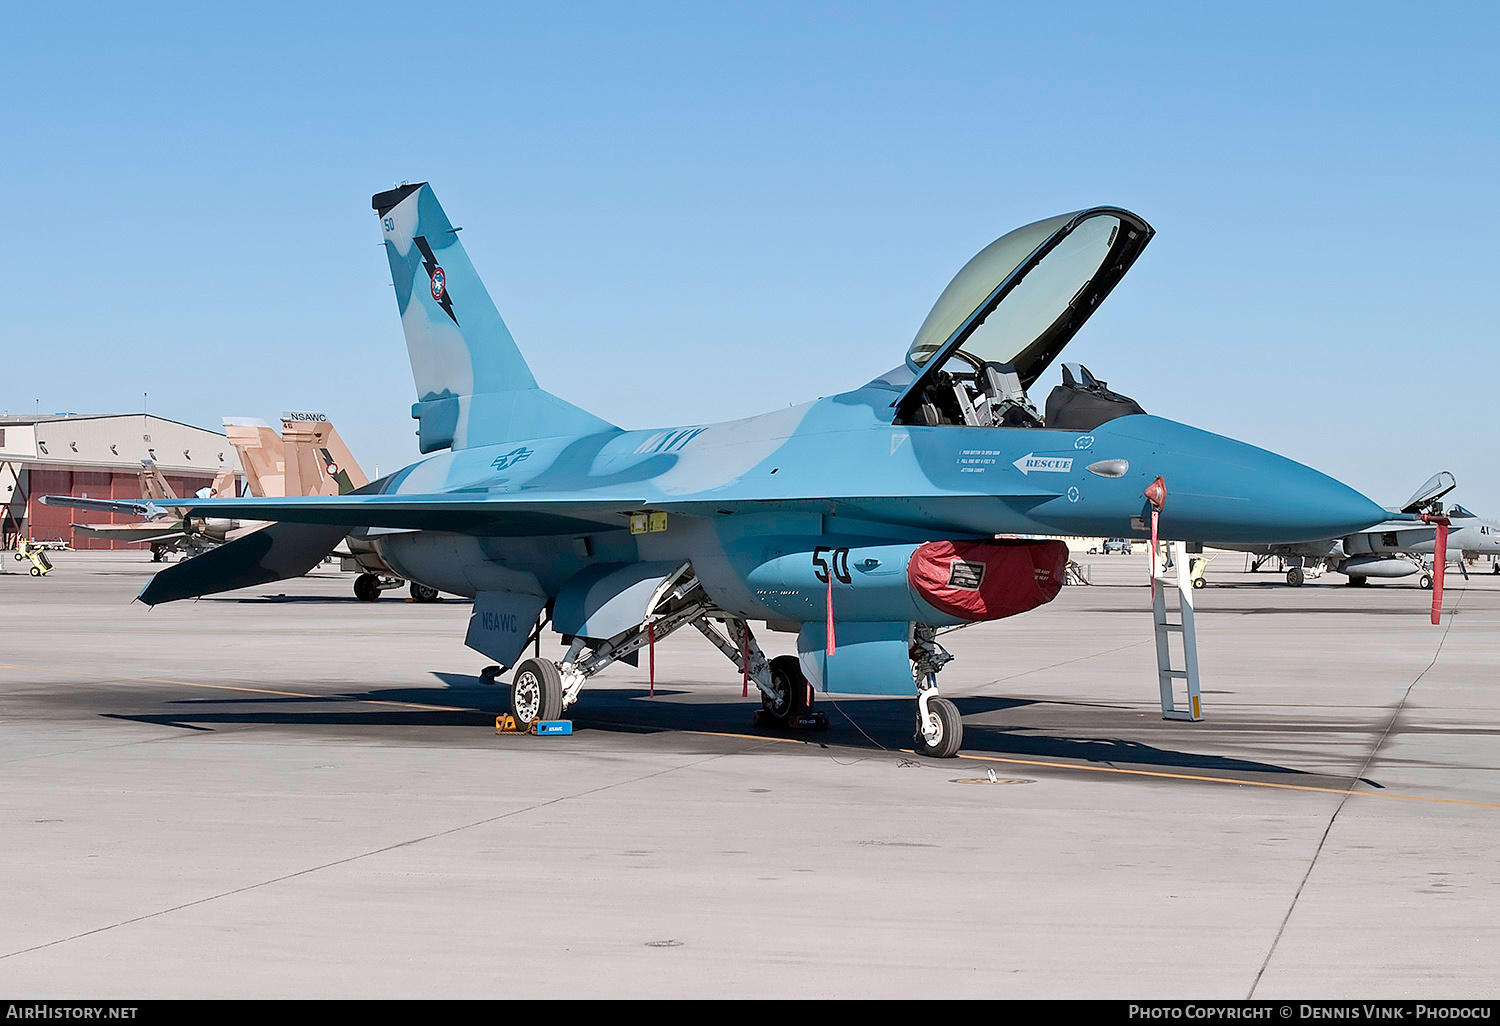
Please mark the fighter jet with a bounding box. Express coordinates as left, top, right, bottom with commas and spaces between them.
1233, 473, 1455, 588
51, 461, 241, 559
222, 418, 286, 499
136, 183, 1398, 757
278, 410, 437, 602
1409, 502, 1500, 579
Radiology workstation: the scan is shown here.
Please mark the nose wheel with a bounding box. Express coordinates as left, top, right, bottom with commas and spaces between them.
914, 692, 962, 759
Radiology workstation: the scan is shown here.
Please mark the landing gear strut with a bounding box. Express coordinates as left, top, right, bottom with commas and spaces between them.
492, 564, 829, 735
911, 625, 962, 758
354, 573, 403, 602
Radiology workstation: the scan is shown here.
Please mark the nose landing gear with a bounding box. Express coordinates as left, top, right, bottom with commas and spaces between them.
914, 686, 962, 759
911, 626, 962, 758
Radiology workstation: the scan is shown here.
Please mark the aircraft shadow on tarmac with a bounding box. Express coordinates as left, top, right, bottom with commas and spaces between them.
98, 671, 1308, 779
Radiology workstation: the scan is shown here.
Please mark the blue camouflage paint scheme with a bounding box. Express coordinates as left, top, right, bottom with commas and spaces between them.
140, 183, 1395, 702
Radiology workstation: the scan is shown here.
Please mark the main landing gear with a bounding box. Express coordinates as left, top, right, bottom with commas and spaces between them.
489, 565, 968, 757
493, 563, 832, 736
510, 657, 564, 723
759, 655, 811, 724
353, 572, 406, 602
1285, 560, 1327, 587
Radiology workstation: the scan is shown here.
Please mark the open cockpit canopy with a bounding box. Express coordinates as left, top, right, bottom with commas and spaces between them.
1400, 471, 1456, 514
894, 208, 1153, 427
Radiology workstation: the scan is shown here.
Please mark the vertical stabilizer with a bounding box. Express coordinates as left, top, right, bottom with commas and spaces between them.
223, 419, 286, 498
280, 411, 368, 496
372, 182, 615, 452
209, 464, 238, 499
139, 461, 178, 502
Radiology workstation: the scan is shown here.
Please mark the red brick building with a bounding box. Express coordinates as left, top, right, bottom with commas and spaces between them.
1, 414, 241, 551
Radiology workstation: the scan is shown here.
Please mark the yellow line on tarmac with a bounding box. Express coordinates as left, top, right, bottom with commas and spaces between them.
691, 730, 807, 745
684, 727, 1500, 810
0, 663, 471, 714
949, 751, 1500, 809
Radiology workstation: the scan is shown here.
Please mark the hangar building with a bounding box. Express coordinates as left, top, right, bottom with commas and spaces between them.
0, 414, 242, 550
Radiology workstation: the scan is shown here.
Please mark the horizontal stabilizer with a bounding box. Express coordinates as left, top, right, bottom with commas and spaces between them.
138, 521, 351, 605
73, 523, 186, 545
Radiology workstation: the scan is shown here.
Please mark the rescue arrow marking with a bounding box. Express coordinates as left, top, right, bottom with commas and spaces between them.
1012, 454, 1074, 475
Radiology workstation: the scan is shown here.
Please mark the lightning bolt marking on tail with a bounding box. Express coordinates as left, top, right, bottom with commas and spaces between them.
413, 235, 459, 326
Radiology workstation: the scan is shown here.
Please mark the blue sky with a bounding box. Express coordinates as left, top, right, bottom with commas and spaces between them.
3, 2, 1496, 509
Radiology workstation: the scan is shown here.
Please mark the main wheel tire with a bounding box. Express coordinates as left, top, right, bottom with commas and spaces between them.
762, 654, 809, 723
1287, 567, 1304, 587
914, 696, 963, 758
1419, 573, 1433, 590
30, 566, 41, 576
1192, 577, 1205, 589
409, 581, 440, 602
354, 573, 381, 602
511, 657, 564, 724
1346, 576, 1368, 587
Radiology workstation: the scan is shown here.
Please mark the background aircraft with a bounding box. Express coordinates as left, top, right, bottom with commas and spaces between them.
1227, 474, 1453, 588
50, 412, 392, 569
277, 411, 438, 602
222, 419, 285, 499
54, 460, 241, 559
138, 184, 1398, 757
1408, 503, 1500, 578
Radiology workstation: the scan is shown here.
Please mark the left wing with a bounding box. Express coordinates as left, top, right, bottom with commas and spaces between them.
129, 486, 1051, 538
132, 493, 657, 536
40, 494, 169, 518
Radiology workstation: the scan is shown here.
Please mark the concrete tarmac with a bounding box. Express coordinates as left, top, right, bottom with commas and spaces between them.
1, 550, 1497, 998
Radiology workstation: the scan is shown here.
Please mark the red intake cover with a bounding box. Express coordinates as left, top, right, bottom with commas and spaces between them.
907, 539, 1069, 621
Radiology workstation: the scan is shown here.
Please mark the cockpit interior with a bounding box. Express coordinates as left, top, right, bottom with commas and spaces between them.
889, 206, 1155, 432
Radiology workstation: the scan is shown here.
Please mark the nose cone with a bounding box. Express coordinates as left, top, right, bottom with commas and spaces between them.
1061, 417, 1389, 544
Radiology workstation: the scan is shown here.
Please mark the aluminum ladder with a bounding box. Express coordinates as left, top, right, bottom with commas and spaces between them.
1153, 540, 1203, 721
